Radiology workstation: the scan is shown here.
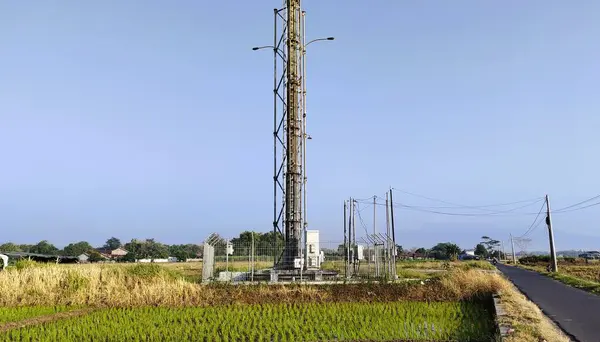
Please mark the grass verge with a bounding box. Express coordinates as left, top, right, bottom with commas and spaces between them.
519, 264, 600, 295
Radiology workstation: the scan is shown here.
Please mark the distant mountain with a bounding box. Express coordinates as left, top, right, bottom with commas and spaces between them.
521, 250, 587, 257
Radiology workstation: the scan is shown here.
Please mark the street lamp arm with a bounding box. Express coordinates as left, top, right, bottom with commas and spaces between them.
252, 45, 275, 51
252, 45, 287, 60
305, 37, 335, 47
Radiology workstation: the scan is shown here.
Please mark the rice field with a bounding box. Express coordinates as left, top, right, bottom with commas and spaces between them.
0, 307, 72, 324
1, 301, 496, 342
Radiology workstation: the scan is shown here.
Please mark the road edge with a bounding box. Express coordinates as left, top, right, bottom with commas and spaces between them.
496, 265, 577, 342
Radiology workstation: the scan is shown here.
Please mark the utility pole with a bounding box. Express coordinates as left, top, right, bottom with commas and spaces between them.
546, 195, 558, 272
389, 188, 397, 279
373, 196, 378, 277
343, 200, 347, 279
348, 197, 353, 277
385, 192, 391, 277
352, 198, 357, 275
510, 234, 516, 265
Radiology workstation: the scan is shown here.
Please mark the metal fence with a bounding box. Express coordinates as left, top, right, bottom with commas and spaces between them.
201, 234, 404, 282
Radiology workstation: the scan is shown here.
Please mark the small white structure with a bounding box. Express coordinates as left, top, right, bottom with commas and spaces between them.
465, 250, 476, 257
0, 254, 8, 270
305, 230, 321, 269
356, 245, 365, 260
77, 254, 89, 263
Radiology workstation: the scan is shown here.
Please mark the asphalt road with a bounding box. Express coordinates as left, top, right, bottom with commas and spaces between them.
497, 264, 600, 342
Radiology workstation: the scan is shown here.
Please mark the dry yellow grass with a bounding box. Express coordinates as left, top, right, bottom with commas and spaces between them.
498, 281, 570, 342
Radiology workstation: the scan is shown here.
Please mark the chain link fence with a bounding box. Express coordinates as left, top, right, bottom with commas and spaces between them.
201, 234, 406, 282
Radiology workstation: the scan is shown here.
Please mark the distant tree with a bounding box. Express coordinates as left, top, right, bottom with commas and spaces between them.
88, 250, 105, 263
395, 245, 404, 256
445, 243, 461, 261
29, 240, 59, 255
18, 244, 33, 253
123, 239, 168, 260
430, 243, 461, 260
104, 237, 122, 250
63, 241, 94, 256
415, 247, 427, 255
481, 236, 500, 255
169, 245, 189, 262
143, 239, 169, 259
0, 242, 21, 252
474, 244, 488, 257
183, 244, 202, 259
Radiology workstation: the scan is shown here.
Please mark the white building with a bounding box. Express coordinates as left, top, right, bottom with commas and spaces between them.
356, 245, 365, 260
305, 230, 321, 269
77, 254, 89, 263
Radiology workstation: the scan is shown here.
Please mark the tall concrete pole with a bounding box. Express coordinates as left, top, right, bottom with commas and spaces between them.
343, 200, 347, 278
546, 195, 558, 272
386, 192, 391, 276
301, 9, 308, 272
284, 0, 303, 268
510, 234, 516, 265
373, 196, 378, 276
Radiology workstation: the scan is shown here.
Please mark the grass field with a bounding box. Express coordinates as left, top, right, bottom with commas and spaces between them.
0, 261, 571, 341
0, 307, 73, 324
1, 301, 495, 341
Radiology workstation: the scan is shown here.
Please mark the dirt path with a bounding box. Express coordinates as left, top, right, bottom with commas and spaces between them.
0, 308, 96, 332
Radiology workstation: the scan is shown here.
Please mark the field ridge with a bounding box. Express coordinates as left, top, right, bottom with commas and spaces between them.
0, 308, 96, 333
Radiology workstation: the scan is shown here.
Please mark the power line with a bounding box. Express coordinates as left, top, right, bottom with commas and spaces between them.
520, 201, 546, 238
354, 191, 600, 217
354, 202, 371, 237
362, 198, 546, 217
553, 194, 600, 212
553, 200, 600, 213
390, 188, 544, 211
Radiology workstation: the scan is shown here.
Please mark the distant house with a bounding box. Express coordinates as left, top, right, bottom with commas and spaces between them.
399, 252, 428, 260
458, 250, 480, 261
77, 254, 89, 263
579, 251, 600, 259
96, 247, 128, 260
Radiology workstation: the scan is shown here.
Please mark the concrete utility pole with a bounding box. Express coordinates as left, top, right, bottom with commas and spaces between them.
389, 188, 397, 279
343, 200, 348, 278
373, 196, 378, 276
510, 234, 516, 265
385, 192, 391, 276
352, 199, 357, 274
546, 195, 558, 272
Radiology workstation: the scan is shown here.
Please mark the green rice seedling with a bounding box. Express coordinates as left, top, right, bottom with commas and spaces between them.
1, 301, 495, 341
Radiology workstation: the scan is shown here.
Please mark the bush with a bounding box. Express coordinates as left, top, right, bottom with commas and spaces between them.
15, 259, 51, 270
126, 263, 178, 280
519, 255, 550, 265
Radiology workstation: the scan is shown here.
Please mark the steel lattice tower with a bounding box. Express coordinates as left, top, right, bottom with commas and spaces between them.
273, 0, 305, 269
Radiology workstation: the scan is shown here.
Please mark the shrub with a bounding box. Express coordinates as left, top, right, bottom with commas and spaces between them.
15, 259, 51, 270
519, 255, 550, 265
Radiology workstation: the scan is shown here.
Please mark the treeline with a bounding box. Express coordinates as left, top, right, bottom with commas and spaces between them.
0, 237, 202, 262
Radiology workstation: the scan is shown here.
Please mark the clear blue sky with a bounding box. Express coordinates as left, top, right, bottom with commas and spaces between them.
1, 1, 599, 251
